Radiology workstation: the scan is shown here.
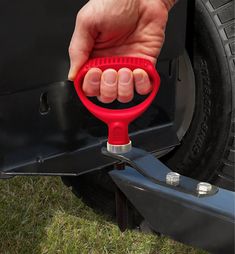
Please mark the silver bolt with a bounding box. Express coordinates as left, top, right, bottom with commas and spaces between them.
166, 172, 180, 186
197, 182, 212, 195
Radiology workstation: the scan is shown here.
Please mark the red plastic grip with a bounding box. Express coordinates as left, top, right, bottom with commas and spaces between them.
74, 56, 160, 146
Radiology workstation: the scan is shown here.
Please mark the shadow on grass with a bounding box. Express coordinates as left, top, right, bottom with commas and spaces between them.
0, 176, 207, 254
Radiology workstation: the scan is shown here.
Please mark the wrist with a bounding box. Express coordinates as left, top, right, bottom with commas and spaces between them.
160, 0, 177, 11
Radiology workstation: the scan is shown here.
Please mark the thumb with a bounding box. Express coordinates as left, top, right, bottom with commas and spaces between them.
68, 9, 97, 81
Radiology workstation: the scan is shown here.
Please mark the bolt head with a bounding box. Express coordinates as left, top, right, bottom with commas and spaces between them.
197, 182, 212, 194
166, 172, 180, 186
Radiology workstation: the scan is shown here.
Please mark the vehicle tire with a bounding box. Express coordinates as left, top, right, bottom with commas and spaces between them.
165, 0, 235, 190
62, 0, 235, 222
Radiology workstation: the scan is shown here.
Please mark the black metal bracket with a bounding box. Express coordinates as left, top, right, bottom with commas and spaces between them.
0, 81, 180, 177
102, 147, 235, 254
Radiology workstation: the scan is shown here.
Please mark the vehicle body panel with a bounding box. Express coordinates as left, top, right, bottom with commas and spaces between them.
0, 1, 188, 175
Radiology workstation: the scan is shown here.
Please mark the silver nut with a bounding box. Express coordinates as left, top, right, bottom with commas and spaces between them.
166, 172, 180, 186
197, 182, 212, 195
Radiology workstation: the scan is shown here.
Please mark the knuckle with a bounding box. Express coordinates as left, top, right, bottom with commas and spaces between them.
137, 86, 152, 95
68, 44, 76, 57
76, 9, 86, 23
99, 96, 115, 104
118, 90, 133, 98
101, 91, 117, 99
83, 85, 99, 97
118, 95, 133, 103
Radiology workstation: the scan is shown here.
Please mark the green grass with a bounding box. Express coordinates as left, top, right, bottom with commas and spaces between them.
0, 176, 207, 254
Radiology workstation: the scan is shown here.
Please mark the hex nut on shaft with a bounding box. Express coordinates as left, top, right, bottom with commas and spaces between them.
166, 172, 180, 186
197, 182, 212, 195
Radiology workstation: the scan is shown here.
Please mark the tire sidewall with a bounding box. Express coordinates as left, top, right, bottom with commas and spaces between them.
166, 0, 234, 183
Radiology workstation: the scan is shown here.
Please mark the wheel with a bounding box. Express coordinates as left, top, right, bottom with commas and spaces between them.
166, 0, 235, 189
62, 0, 235, 223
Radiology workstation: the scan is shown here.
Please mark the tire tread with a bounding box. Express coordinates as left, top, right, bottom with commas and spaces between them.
208, 0, 235, 188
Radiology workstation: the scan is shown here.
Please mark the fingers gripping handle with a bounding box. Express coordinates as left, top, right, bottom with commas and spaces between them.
74, 57, 160, 153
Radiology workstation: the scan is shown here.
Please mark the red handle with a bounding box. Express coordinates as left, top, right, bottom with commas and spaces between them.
74, 56, 160, 146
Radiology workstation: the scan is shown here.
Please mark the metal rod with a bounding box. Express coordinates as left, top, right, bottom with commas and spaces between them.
115, 163, 129, 232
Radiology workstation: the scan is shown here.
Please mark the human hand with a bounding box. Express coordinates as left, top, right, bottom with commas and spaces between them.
68, 0, 175, 103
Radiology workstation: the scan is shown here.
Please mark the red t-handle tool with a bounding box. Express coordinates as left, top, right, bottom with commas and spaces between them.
74, 56, 160, 154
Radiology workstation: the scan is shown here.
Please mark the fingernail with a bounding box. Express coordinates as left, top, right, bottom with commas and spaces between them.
90, 72, 101, 84
103, 71, 117, 85
119, 70, 131, 83
135, 72, 144, 82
